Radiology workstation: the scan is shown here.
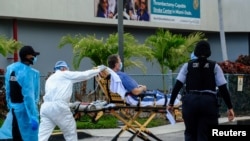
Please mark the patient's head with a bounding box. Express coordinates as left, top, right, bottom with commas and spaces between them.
107, 54, 122, 72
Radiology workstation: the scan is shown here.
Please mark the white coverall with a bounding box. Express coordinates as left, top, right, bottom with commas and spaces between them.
38, 69, 102, 141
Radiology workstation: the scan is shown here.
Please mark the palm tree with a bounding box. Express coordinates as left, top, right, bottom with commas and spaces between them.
0, 35, 22, 75
145, 28, 205, 93
58, 32, 153, 101
58, 33, 153, 72
107, 33, 153, 73
0, 35, 22, 57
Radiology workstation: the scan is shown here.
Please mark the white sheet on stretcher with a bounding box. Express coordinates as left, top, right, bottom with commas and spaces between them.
106, 68, 127, 99
125, 93, 182, 107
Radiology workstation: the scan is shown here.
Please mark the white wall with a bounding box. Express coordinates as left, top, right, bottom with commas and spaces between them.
0, 0, 250, 32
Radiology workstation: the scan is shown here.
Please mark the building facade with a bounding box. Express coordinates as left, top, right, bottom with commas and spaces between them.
0, 0, 250, 76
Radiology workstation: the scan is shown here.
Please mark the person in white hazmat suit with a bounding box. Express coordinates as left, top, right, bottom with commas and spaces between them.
38, 61, 106, 141
2, 46, 40, 141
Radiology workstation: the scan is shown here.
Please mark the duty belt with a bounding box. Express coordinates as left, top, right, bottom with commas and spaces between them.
187, 91, 216, 96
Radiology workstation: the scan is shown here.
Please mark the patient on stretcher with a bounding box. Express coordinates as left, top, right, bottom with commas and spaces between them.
99, 66, 182, 107
105, 54, 182, 107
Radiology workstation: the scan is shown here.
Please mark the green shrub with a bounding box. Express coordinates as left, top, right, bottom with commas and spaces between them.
0, 113, 168, 129
76, 114, 118, 129
75, 113, 168, 129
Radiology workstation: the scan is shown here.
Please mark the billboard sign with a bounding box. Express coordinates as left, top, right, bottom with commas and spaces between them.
150, 0, 200, 25
94, 0, 200, 25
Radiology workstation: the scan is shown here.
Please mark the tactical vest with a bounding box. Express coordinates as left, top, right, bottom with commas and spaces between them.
9, 71, 23, 103
186, 59, 216, 92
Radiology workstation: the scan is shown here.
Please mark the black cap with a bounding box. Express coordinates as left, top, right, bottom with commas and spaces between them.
19, 46, 40, 61
194, 40, 211, 58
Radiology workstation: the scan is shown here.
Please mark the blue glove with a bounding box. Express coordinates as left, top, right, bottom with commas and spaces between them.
31, 119, 39, 130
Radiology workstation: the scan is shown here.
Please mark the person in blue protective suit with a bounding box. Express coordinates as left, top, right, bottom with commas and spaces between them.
167, 40, 235, 141
38, 61, 106, 141
3, 45, 40, 141
0, 111, 13, 139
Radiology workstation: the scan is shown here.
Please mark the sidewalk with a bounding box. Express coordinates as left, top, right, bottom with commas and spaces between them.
81, 116, 250, 137
49, 116, 250, 141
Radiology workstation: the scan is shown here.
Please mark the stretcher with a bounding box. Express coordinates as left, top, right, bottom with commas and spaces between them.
69, 68, 182, 140
89, 72, 182, 141
69, 100, 108, 123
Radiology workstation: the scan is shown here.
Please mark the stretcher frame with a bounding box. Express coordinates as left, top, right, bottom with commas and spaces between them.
94, 72, 182, 141
71, 101, 105, 123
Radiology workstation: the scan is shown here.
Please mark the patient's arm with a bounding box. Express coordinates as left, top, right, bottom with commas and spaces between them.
131, 85, 147, 95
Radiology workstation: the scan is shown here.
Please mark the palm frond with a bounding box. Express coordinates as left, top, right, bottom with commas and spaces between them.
58, 32, 152, 72
0, 35, 22, 57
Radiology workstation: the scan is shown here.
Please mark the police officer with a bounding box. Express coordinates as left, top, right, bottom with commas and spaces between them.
167, 40, 235, 141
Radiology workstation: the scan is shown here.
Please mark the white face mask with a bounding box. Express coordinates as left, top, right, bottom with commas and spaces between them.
119, 62, 123, 70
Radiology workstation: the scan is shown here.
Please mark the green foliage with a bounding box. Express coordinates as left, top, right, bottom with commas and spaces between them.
76, 114, 118, 129
219, 74, 250, 116
0, 118, 3, 125
58, 29, 205, 93
145, 28, 205, 92
0, 114, 168, 129
107, 33, 154, 73
75, 114, 168, 129
58, 33, 153, 73
146, 28, 205, 73
58, 34, 106, 69
0, 35, 22, 57
135, 117, 169, 128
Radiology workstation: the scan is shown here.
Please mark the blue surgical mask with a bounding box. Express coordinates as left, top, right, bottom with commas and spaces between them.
32, 56, 37, 64
119, 62, 123, 70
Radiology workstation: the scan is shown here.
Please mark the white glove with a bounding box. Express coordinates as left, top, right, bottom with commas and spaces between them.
97, 65, 107, 72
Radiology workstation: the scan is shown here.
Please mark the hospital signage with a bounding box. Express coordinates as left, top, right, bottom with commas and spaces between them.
150, 0, 200, 25
94, 0, 200, 25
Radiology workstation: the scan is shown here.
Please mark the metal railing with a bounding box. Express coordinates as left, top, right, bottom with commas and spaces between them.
1, 74, 250, 116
